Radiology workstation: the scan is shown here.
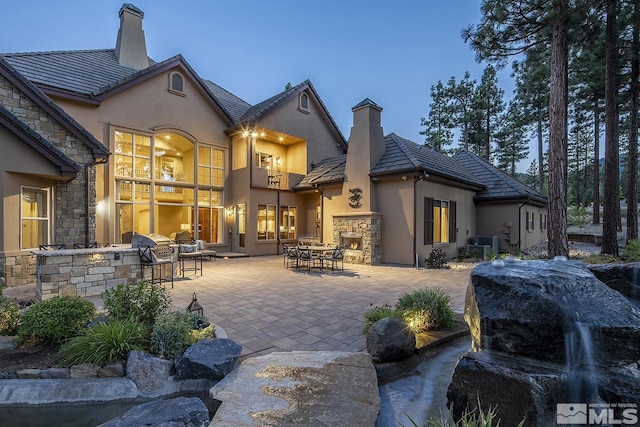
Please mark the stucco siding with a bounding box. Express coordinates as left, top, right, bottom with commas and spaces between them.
476, 203, 547, 252
376, 179, 413, 265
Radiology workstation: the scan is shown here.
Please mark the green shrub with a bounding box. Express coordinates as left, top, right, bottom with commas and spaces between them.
150, 311, 215, 359
396, 287, 454, 333
426, 248, 449, 269
0, 295, 19, 335
18, 296, 96, 345
60, 318, 148, 366
102, 281, 171, 329
568, 205, 589, 229
623, 239, 640, 262
362, 305, 405, 333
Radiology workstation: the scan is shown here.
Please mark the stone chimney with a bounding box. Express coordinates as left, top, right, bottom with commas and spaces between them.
342, 98, 385, 212
115, 4, 149, 70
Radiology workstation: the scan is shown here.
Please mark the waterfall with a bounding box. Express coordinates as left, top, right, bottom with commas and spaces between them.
563, 321, 602, 404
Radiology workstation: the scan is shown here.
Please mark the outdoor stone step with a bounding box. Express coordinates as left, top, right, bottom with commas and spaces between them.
209, 351, 380, 426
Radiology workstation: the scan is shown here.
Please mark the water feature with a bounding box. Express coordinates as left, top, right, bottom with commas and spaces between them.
563, 321, 601, 404
376, 339, 470, 427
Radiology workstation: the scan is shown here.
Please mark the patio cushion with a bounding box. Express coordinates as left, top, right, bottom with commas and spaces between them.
180, 244, 198, 253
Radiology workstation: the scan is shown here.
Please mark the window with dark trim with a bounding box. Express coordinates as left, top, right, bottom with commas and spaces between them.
298, 93, 310, 113
540, 213, 547, 231
424, 198, 456, 244
526, 211, 535, 231
169, 71, 185, 95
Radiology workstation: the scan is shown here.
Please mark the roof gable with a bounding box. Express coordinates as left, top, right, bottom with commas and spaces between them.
230, 80, 347, 151
0, 105, 80, 177
0, 57, 110, 162
453, 149, 547, 205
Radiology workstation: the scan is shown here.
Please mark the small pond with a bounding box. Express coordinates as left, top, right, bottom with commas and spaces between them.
0, 392, 219, 427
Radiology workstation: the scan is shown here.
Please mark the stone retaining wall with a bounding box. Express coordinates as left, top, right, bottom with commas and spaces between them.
34, 246, 156, 301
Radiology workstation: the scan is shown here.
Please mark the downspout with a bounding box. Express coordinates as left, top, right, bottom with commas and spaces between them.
413, 176, 418, 268
276, 187, 280, 255
315, 184, 324, 243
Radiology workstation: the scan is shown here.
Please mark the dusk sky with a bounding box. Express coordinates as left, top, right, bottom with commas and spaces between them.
1, 0, 524, 167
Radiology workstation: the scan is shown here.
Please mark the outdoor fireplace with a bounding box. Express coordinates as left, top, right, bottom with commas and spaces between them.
341, 232, 362, 251
333, 213, 381, 265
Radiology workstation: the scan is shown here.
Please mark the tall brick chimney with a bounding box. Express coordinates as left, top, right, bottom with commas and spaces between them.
115, 4, 149, 70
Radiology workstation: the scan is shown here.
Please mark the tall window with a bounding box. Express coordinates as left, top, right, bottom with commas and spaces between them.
526, 212, 535, 231
279, 206, 297, 240
298, 93, 310, 112
198, 190, 224, 243
169, 71, 185, 94
540, 213, 547, 231
257, 204, 276, 240
21, 186, 50, 250
424, 198, 456, 244
198, 147, 224, 187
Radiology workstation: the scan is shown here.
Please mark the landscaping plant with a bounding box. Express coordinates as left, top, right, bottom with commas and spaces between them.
426, 248, 449, 269
150, 311, 215, 359
102, 281, 171, 330
0, 294, 19, 336
18, 296, 96, 345
362, 304, 405, 333
60, 318, 148, 366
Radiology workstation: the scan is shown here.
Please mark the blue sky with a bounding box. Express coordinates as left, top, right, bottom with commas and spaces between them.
1, 1, 524, 167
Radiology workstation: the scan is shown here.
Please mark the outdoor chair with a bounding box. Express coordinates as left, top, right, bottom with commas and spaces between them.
297, 246, 321, 271
138, 246, 174, 288
73, 242, 101, 249
178, 240, 203, 278
196, 240, 217, 261
323, 246, 345, 272
38, 244, 67, 250
283, 244, 299, 270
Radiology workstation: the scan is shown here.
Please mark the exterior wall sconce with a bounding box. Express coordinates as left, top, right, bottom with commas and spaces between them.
186, 293, 204, 316
226, 206, 235, 217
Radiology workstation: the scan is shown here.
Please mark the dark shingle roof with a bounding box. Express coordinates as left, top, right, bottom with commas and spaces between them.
201, 79, 251, 123
373, 133, 484, 188
453, 149, 547, 205
295, 155, 346, 190
2, 50, 155, 96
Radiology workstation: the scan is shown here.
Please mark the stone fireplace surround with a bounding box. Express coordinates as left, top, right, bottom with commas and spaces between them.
332, 213, 381, 265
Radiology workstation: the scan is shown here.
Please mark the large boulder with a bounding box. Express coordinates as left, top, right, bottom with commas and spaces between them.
466, 259, 640, 367
366, 316, 416, 362
126, 350, 174, 395
588, 262, 640, 299
97, 396, 209, 427
174, 338, 241, 381
448, 258, 640, 427
210, 351, 379, 426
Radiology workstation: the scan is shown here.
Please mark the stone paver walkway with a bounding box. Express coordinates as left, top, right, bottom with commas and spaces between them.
166, 256, 472, 359
3, 256, 473, 360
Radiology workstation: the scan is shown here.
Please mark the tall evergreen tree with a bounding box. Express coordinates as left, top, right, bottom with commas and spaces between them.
420, 81, 454, 151
463, 0, 577, 257
495, 100, 529, 174
625, 0, 639, 241
447, 72, 477, 149
602, 0, 620, 255
472, 65, 506, 161
513, 45, 550, 193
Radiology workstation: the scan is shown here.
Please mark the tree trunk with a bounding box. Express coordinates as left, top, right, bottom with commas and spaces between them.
537, 113, 545, 192
627, 0, 639, 242
547, 0, 570, 259
593, 106, 601, 224
602, 0, 620, 256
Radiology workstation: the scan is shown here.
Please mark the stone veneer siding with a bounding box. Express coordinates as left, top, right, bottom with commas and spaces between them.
35, 247, 152, 301
0, 74, 98, 287
332, 214, 382, 265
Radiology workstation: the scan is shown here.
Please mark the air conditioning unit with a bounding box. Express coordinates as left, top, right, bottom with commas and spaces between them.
476, 235, 499, 255
465, 244, 492, 259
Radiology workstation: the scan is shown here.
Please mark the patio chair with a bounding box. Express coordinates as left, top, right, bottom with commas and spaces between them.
178, 240, 203, 278
297, 246, 321, 271
73, 242, 101, 249
323, 246, 345, 272
138, 246, 174, 288
283, 244, 299, 270
196, 240, 217, 261
38, 244, 67, 250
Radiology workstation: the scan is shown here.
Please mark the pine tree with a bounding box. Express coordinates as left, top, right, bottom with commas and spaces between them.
420, 81, 454, 152
495, 100, 529, 175
471, 65, 505, 161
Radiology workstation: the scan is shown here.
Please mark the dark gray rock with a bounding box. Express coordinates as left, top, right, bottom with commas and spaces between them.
174, 338, 241, 381
97, 396, 209, 427
98, 363, 125, 378
126, 350, 173, 394
466, 259, 640, 367
70, 363, 99, 378
588, 262, 640, 299
39, 368, 70, 379
366, 316, 416, 362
